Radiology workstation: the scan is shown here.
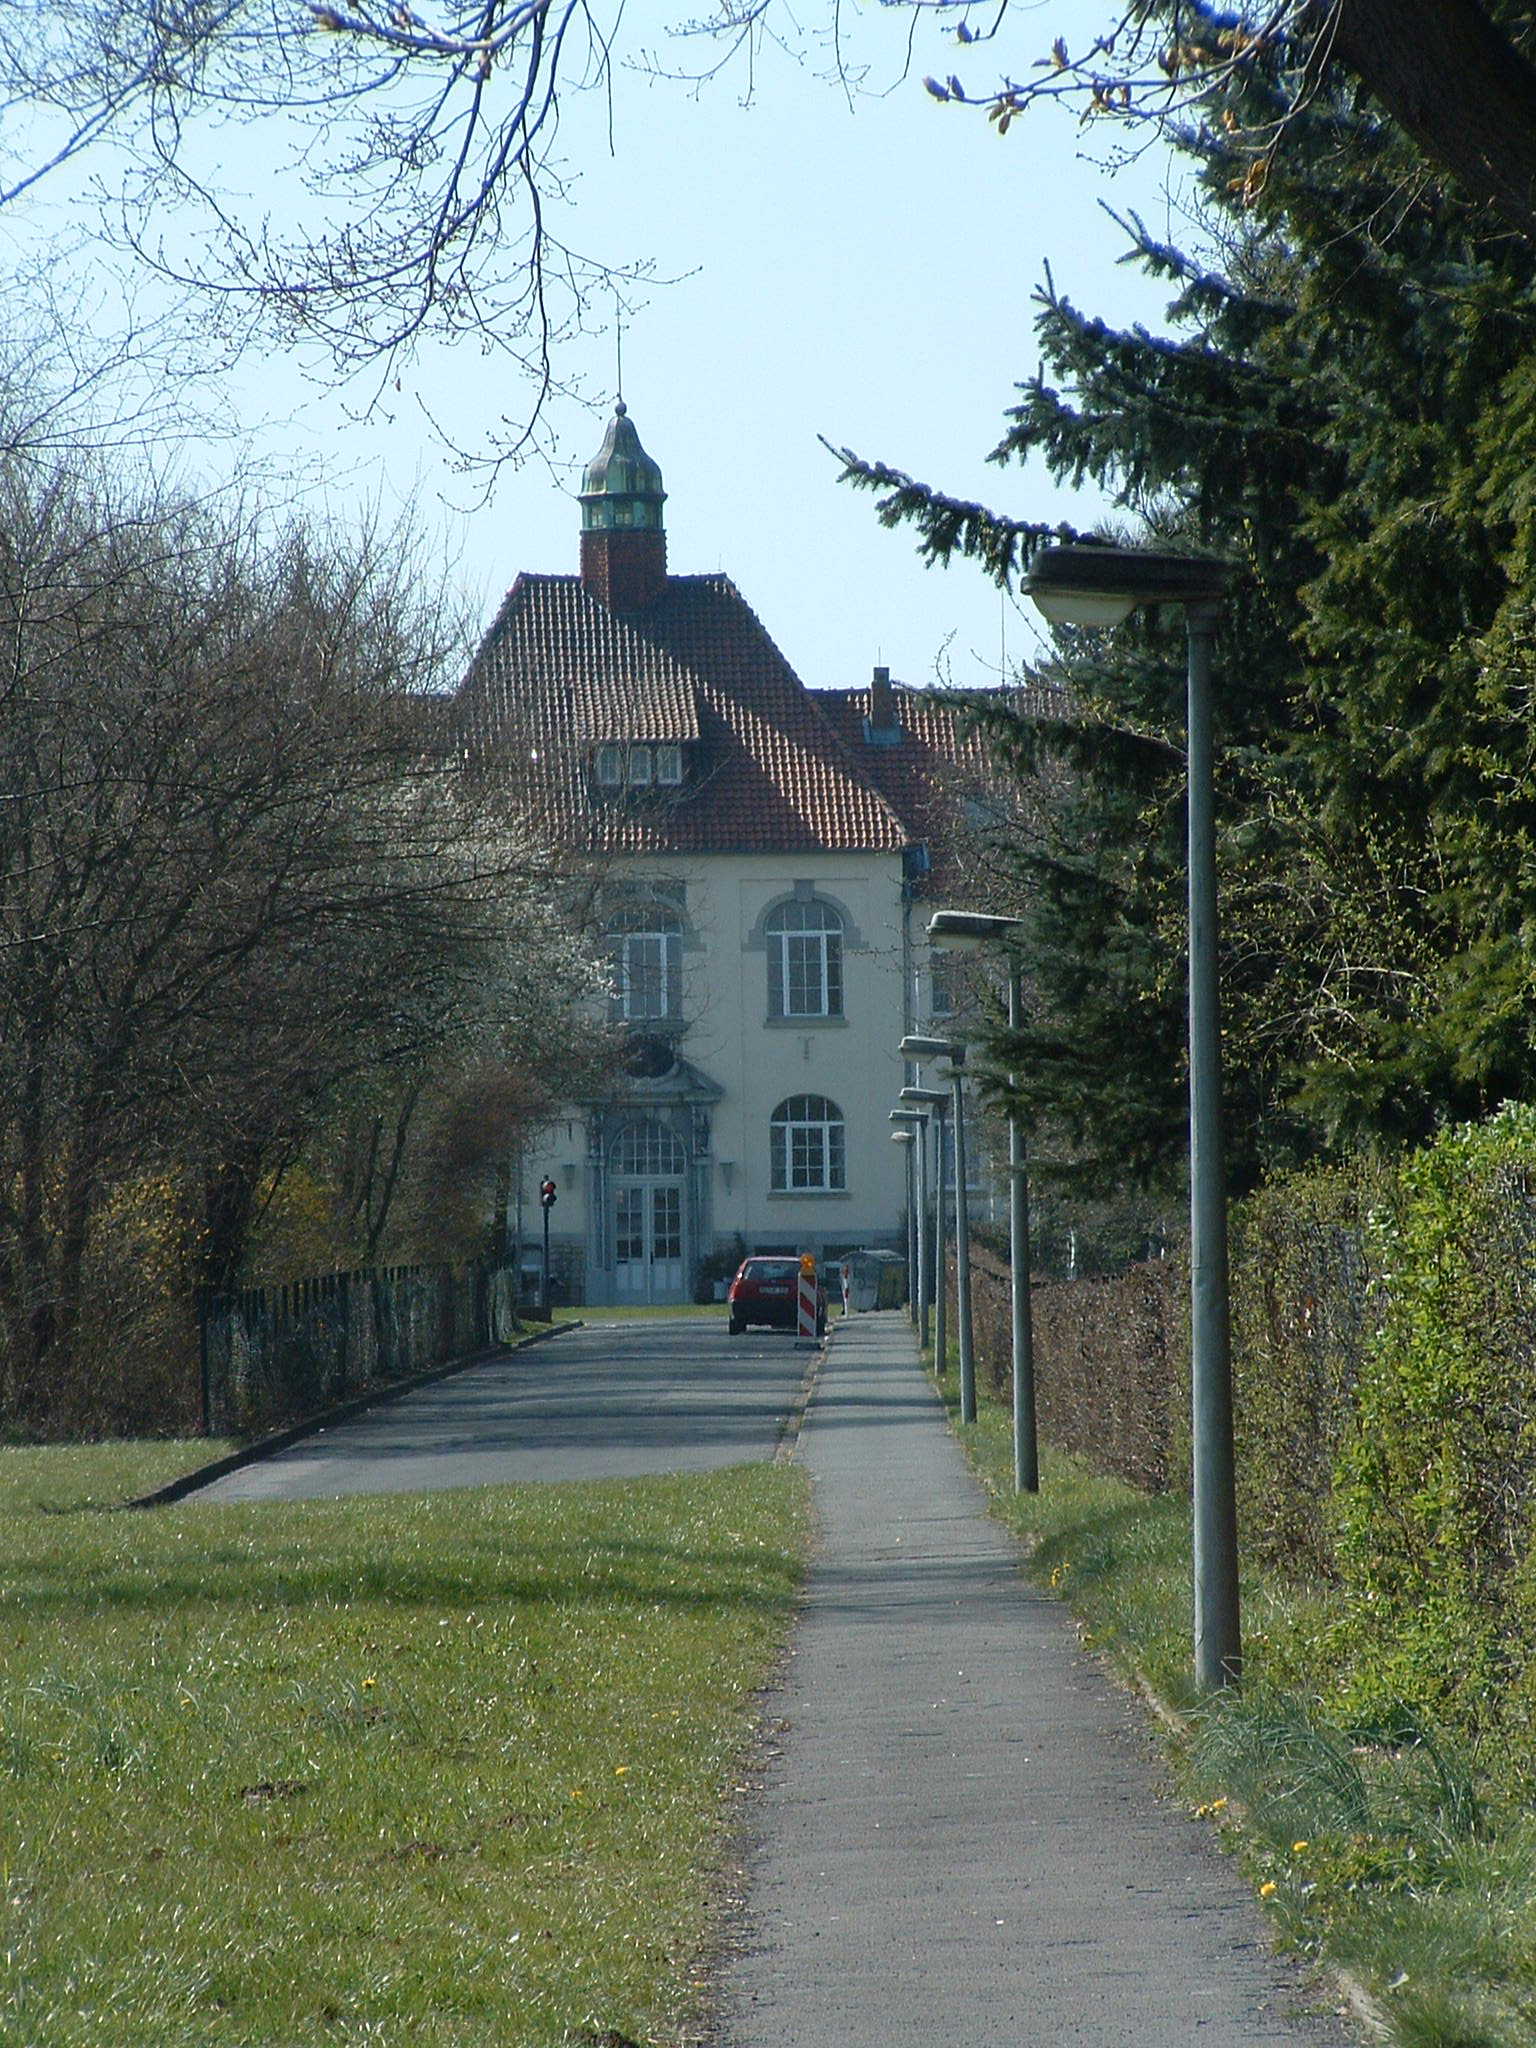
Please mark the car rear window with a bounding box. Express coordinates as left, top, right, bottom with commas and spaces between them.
746, 1260, 799, 1281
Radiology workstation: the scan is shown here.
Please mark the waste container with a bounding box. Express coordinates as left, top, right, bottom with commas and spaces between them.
843, 1248, 908, 1312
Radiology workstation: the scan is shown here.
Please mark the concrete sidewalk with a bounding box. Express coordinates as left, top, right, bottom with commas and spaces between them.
713, 1311, 1355, 2048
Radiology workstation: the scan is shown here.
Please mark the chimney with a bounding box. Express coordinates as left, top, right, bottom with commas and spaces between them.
580, 525, 668, 612
864, 663, 901, 746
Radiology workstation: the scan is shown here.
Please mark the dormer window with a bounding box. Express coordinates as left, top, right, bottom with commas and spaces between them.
592, 740, 688, 795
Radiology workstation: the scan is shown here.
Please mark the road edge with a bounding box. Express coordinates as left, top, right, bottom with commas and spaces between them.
126, 1320, 584, 1510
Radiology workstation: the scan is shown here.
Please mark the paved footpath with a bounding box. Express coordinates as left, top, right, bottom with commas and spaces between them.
714, 1311, 1356, 2048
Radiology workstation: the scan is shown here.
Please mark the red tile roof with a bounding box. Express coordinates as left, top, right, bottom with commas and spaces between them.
455, 574, 915, 855
812, 683, 1006, 849
453, 570, 1042, 861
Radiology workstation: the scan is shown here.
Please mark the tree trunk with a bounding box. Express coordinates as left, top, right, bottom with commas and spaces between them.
1320, 0, 1536, 240
363, 1082, 422, 1266
201, 1141, 272, 1296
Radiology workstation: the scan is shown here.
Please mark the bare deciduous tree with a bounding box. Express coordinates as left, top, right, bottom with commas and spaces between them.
0, 446, 603, 1430
4, 1, 1535, 377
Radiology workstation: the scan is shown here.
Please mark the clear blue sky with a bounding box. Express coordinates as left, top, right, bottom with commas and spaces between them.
17, 12, 1188, 691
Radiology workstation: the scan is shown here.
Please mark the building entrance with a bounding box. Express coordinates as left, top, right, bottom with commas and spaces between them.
610, 1119, 689, 1304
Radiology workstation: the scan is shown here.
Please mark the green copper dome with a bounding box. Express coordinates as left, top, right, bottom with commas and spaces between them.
579, 401, 666, 532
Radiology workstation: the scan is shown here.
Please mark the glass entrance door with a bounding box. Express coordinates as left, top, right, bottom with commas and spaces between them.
611, 1120, 689, 1304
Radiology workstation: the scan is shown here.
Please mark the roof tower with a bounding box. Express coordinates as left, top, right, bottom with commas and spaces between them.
579, 401, 669, 612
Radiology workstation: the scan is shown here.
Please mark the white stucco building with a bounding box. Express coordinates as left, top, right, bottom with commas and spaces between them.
454, 403, 995, 1304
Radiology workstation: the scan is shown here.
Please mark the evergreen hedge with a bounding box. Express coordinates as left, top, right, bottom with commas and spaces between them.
966, 1104, 1536, 1734
1229, 1164, 1386, 1584
1332, 1105, 1536, 1728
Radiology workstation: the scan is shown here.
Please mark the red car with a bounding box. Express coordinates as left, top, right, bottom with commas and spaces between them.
727, 1256, 827, 1337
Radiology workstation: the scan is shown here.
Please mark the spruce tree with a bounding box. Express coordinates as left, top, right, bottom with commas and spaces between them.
843, 1, 1536, 1181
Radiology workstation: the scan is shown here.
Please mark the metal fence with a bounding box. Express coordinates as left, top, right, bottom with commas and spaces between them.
198, 1259, 521, 1438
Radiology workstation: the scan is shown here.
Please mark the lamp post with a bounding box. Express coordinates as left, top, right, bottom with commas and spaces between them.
1023, 542, 1239, 1689
902, 1034, 975, 1423
927, 909, 1038, 1493
900, 1084, 949, 1379
890, 1128, 917, 1328
890, 1110, 928, 1343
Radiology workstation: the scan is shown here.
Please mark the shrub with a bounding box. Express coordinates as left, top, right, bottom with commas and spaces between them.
1332, 1104, 1536, 1726
1229, 1164, 1386, 1581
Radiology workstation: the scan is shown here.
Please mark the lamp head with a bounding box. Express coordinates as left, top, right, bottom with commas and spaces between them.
927, 908, 1026, 955
900, 1033, 965, 1064
1023, 543, 1232, 628
898, 1085, 950, 1110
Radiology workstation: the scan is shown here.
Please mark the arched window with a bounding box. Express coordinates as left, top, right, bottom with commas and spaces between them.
610, 1119, 687, 1177
607, 903, 683, 1021
765, 898, 843, 1019
770, 1095, 846, 1193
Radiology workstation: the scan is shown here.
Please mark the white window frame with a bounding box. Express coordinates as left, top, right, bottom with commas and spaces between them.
766, 899, 844, 1019
607, 904, 684, 1021
770, 1095, 846, 1193
929, 950, 956, 1018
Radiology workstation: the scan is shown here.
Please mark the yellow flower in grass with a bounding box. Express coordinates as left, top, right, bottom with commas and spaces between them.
1259, 1881, 1278, 1900
1292, 1840, 1309, 1855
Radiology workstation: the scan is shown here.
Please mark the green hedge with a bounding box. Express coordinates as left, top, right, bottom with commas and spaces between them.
987, 1104, 1536, 1734
1229, 1164, 1387, 1583
1332, 1104, 1536, 1727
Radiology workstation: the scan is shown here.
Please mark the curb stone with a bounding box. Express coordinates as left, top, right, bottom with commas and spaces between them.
773, 1321, 832, 1464
126, 1320, 583, 1509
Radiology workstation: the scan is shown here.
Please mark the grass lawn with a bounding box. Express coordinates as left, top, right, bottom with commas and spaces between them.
1, 1446, 810, 2047
0, 1439, 238, 1514
950, 1388, 1536, 2048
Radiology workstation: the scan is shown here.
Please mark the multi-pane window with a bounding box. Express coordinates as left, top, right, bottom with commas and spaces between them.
936, 1118, 988, 1198
928, 950, 956, 1018
610, 1120, 687, 1176
770, 1095, 846, 1192
607, 905, 683, 1021
594, 741, 686, 789
766, 898, 843, 1019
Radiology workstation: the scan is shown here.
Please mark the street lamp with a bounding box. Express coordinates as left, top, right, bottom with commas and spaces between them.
927, 909, 1038, 1494
889, 1110, 928, 1344
901, 1033, 975, 1424
1023, 541, 1239, 1689
890, 1128, 917, 1330
899, 1084, 950, 1381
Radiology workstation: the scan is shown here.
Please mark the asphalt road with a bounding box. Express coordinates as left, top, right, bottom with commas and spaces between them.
194, 1317, 815, 1503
